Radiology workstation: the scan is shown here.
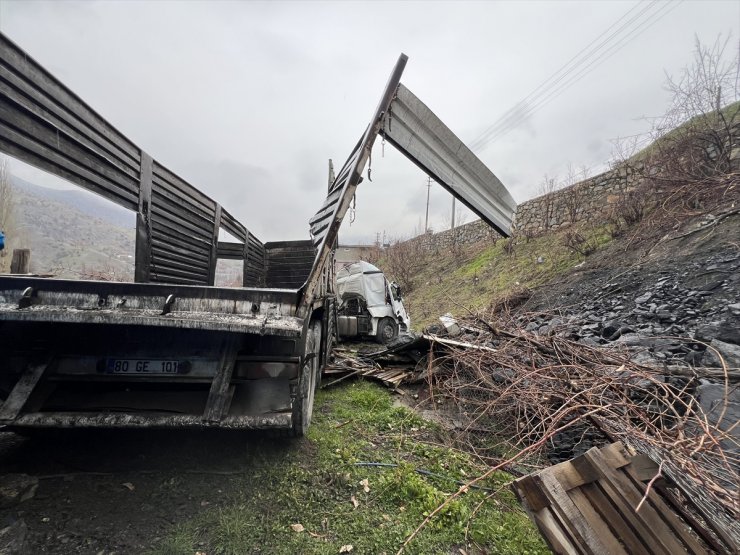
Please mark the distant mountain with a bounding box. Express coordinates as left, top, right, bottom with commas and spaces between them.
11, 176, 135, 229
7, 176, 135, 279
6, 176, 236, 286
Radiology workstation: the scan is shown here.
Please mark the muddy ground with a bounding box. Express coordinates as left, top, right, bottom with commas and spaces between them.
0, 429, 303, 554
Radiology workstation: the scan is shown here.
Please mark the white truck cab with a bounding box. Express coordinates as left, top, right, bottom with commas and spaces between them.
335, 261, 411, 344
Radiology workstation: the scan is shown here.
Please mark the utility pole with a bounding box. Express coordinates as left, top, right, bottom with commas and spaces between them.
451, 197, 456, 229
425, 176, 432, 233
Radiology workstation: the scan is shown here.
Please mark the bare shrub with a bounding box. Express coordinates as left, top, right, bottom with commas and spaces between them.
379, 236, 426, 293
78, 264, 128, 282
610, 35, 740, 216
561, 163, 591, 225
537, 174, 559, 231
502, 236, 516, 256
562, 229, 598, 256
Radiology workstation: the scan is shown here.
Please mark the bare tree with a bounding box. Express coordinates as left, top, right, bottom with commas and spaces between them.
608, 34, 739, 225
377, 235, 427, 293
652, 34, 740, 179
538, 173, 559, 231
562, 163, 588, 225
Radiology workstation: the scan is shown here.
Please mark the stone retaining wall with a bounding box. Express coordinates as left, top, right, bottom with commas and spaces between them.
413, 120, 739, 250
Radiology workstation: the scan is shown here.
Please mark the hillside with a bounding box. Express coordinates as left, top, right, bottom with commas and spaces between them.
6, 177, 136, 279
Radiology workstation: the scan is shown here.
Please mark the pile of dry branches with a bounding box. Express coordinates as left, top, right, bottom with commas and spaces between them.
424, 309, 739, 534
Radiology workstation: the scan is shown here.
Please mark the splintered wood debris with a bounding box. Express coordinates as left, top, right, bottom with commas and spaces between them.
322, 347, 416, 389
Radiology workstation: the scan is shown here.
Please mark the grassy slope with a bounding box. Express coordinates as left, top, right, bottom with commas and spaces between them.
153, 382, 546, 555
395, 100, 739, 330
397, 225, 613, 330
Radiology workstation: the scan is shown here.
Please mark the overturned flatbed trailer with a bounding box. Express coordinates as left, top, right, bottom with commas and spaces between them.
0, 35, 516, 435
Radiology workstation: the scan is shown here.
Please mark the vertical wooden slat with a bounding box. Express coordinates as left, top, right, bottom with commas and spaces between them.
134, 152, 153, 283
9, 248, 30, 273
207, 204, 222, 286
203, 336, 240, 422
242, 230, 250, 288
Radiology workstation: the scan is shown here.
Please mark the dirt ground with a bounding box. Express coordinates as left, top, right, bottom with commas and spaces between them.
0, 428, 303, 554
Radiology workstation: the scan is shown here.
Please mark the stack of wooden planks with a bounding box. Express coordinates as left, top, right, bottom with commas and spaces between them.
513, 442, 727, 554
322, 348, 415, 389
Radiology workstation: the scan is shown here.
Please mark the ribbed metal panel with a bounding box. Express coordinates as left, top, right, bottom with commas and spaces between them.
382, 84, 517, 236
265, 241, 315, 289
0, 34, 139, 209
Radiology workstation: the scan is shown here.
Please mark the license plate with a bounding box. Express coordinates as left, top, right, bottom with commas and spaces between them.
105, 359, 182, 375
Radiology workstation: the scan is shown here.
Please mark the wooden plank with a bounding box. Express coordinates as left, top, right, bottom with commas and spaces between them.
566, 484, 627, 554
0, 98, 139, 196
135, 151, 153, 283
1, 34, 139, 161
208, 204, 222, 286
583, 447, 687, 555
152, 163, 215, 214
151, 220, 212, 252
203, 337, 240, 422
537, 471, 612, 554
552, 459, 598, 491
150, 261, 209, 281
153, 244, 211, 268
626, 454, 660, 482
581, 481, 648, 554
0, 76, 140, 177
656, 483, 725, 554
9, 248, 30, 273
151, 236, 211, 262
532, 507, 580, 555
621, 463, 708, 554
149, 181, 216, 225
0, 123, 138, 209
0, 361, 50, 421
150, 200, 214, 240
217, 241, 245, 259
150, 251, 210, 276
220, 209, 247, 242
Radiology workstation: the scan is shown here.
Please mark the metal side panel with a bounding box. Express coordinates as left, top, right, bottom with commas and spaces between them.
301, 53, 408, 311
382, 83, 517, 237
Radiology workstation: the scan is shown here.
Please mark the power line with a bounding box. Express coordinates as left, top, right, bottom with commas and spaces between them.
469, 0, 655, 151
469, 0, 682, 152
474, 0, 682, 149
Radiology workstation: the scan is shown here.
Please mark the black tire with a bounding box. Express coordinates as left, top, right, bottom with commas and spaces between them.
291, 320, 322, 437
375, 317, 398, 344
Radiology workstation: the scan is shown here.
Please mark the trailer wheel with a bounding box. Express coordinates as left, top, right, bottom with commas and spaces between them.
375, 317, 398, 344
292, 320, 322, 437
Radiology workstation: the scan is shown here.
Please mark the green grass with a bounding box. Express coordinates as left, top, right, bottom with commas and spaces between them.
151, 381, 547, 555
402, 224, 613, 330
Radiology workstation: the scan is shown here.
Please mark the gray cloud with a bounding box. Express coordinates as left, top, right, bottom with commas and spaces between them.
1, 0, 737, 245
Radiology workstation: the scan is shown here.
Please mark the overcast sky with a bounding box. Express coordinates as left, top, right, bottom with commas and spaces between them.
1, 0, 738, 244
